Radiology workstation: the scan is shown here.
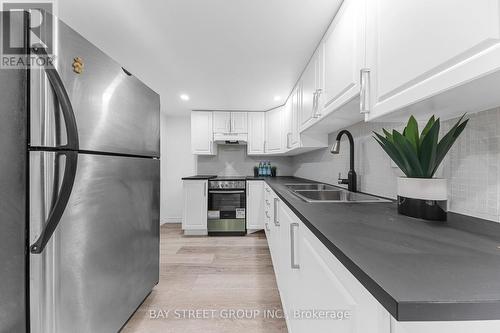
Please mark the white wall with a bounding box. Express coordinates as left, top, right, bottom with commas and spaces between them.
292, 108, 500, 222
160, 114, 196, 223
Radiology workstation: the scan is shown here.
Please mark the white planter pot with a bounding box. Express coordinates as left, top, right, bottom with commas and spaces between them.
397, 177, 448, 221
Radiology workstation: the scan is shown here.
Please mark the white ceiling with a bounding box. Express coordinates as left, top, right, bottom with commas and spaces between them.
58, 0, 342, 115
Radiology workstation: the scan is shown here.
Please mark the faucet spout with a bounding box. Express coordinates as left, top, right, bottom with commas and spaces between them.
330, 130, 357, 192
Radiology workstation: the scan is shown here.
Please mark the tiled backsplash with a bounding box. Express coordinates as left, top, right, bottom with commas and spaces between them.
292, 108, 500, 222
197, 144, 294, 176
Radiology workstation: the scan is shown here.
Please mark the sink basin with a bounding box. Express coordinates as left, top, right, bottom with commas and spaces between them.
284, 183, 338, 191
285, 183, 390, 203
294, 190, 389, 203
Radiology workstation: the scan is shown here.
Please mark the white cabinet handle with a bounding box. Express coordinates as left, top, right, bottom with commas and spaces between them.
313, 89, 322, 118
265, 211, 270, 218
265, 222, 270, 232
263, 140, 266, 153
311, 91, 318, 119
290, 222, 300, 269
286, 132, 292, 149
360, 68, 371, 114
204, 182, 207, 197
273, 198, 280, 226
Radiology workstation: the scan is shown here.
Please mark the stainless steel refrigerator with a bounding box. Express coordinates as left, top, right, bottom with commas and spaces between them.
0, 11, 160, 333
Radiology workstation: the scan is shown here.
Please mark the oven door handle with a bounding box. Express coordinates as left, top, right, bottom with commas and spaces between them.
208, 190, 245, 194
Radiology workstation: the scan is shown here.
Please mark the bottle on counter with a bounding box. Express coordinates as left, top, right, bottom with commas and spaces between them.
258, 161, 263, 176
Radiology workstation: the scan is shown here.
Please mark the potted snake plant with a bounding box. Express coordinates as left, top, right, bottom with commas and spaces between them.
373, 115, 468, 221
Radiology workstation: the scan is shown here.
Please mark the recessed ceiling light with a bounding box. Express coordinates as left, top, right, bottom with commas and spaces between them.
273, 95, 281, 101
180, 94, 190, 101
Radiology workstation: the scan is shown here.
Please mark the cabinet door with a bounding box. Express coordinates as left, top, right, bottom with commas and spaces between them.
366, 0, 500, 120
247, 112, 266, 155
289, 85, 301, 149
391, 317, 500, 333
275, 201, 300, 332
321, 0, 365, 114
282, 98, 292, 151
191, 112, 215, 155
265, 106, 283, 153
263, 185, 273, 247
213, 111, 231, 133
231, 112, 248, 133
182, 180, 208, 235
292, 220, 390, 333
300, 59, 317, 128
246, 181, 264, 230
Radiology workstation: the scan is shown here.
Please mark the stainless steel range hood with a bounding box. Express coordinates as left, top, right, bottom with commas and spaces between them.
213, 133, 248, 145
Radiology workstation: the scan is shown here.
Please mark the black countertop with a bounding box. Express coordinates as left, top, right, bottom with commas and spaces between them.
181, 175, 217, 180
252, 176, 500, 321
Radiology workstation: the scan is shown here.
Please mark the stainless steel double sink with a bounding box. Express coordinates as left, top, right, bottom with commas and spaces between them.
284, 183, 390, 203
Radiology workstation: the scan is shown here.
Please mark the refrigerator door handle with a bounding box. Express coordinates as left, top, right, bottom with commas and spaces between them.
32, 45, 79, 151
30, 151, 78, 254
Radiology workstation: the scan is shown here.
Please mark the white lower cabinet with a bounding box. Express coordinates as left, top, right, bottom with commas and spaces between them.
391, 319, 500, 333
263, 185, 500, 333
182, 179, 208, 235
246, 181, 264, 231
270, 195, 389, 333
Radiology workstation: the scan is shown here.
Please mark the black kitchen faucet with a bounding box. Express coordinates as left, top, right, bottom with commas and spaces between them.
330, 130, 357, 192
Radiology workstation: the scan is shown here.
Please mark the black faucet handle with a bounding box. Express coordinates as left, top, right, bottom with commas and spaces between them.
338, 172, 348, 185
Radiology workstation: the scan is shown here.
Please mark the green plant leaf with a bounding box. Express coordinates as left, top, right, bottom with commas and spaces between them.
404, 116, 420, 153
373, 114, 468, 179
373, 134, 409, 176
419, 115, 435, 146
419, 118, 440, 176
431, 116, 468, 176
382, 129, 393, 143
392, 130, 424, 177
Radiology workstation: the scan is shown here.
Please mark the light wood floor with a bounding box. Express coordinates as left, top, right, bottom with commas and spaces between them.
122, 224, 288, 333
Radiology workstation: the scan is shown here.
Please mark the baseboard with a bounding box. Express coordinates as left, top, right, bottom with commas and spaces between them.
161, 217, 182, 225
183, 229, 208, 236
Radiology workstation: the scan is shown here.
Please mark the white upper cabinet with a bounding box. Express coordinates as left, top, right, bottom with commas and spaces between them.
247, 112, 266, 155
191, 111, 216, 155
300, 0, 367, 135
289, 85, 301, 149
365, 0, 500, 121
321, 0, 365, 115
300, 47, 324, 131
212, 111, 231, 133
283, 85, 328, 155
213, 111, 247, 133
265, 106, 283, 153
300, 58, 317, 129
231, 112, 248, 133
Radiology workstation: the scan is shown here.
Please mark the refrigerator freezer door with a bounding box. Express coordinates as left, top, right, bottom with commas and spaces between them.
30, 12, 160, 157
0, 11, 28, 333
30, 152, 160, 333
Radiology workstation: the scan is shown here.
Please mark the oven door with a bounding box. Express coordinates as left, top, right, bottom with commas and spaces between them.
208, 190, 246, 234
